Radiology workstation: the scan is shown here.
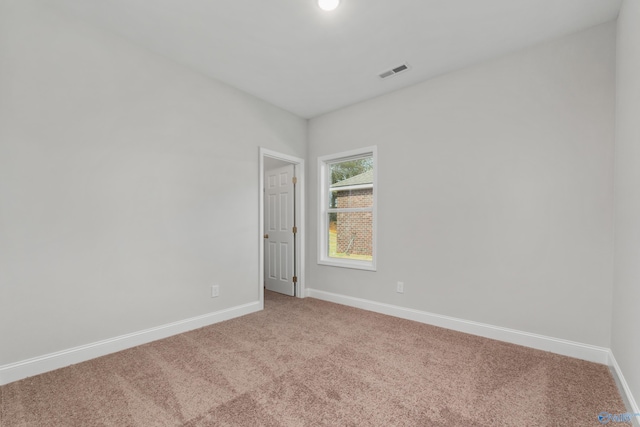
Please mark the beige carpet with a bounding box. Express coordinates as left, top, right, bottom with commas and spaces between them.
1, 291, 628, 426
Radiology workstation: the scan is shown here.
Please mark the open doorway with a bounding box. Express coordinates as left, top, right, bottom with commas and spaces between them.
259, 148, 305, 306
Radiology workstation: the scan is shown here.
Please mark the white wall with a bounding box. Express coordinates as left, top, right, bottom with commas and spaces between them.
613, 0, 640, 410
307, 23, 616, 347
0, 0, 306, 366
264, 157, 293, 172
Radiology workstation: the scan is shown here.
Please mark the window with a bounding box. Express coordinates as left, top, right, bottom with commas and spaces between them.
318, 146, 377, 270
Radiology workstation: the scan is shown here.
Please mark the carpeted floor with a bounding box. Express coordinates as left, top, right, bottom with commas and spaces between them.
0, 291, 628, 426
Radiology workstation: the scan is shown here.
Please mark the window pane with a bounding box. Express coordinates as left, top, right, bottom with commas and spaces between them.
331, 187, 373, 209
329, 157, 373, 209
328, 212, 373, 261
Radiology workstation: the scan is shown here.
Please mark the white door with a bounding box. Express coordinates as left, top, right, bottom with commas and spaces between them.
264, 165, 295, 296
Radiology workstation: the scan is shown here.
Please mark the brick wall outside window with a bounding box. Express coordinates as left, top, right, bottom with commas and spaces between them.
335, 188, 373, 256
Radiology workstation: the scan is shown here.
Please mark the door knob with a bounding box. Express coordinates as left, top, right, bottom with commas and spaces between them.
264, 234, 269, 239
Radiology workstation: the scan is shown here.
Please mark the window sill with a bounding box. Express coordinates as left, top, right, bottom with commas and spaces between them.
318, 258, 376, 271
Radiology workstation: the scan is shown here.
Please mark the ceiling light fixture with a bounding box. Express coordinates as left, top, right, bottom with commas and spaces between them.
318, 0, 340, 11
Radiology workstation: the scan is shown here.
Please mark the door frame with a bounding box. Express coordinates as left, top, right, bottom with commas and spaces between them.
259, 148, 305, 306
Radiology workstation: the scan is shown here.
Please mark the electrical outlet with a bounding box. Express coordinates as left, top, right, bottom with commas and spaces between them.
396, 281, 404, 293
211, 285, 220, 298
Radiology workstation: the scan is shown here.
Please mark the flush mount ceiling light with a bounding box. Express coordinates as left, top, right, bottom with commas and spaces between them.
318, 0, 340, 11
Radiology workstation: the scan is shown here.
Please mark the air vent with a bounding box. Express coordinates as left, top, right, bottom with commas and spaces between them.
379, 63, 410, 79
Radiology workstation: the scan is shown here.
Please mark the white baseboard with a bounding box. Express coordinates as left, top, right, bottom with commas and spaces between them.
306, 288, 610, 364
0, 301, 261, 386
609, 351, 640, 426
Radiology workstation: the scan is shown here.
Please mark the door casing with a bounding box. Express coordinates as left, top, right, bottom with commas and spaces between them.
259, 148, 305, 307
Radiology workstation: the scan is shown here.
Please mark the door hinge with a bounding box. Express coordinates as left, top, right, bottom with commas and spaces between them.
292, 276, 298, 283
292, 226, 297, 234
292, 176, 298, 185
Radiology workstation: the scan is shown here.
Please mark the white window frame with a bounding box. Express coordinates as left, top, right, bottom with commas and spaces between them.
318, 146, 377, 271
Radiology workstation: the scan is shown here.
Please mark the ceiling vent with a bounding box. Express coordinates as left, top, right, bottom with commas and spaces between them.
379, 63, 410, 79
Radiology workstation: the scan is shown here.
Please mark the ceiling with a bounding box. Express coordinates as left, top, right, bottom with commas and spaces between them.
43, 0, 621, 118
